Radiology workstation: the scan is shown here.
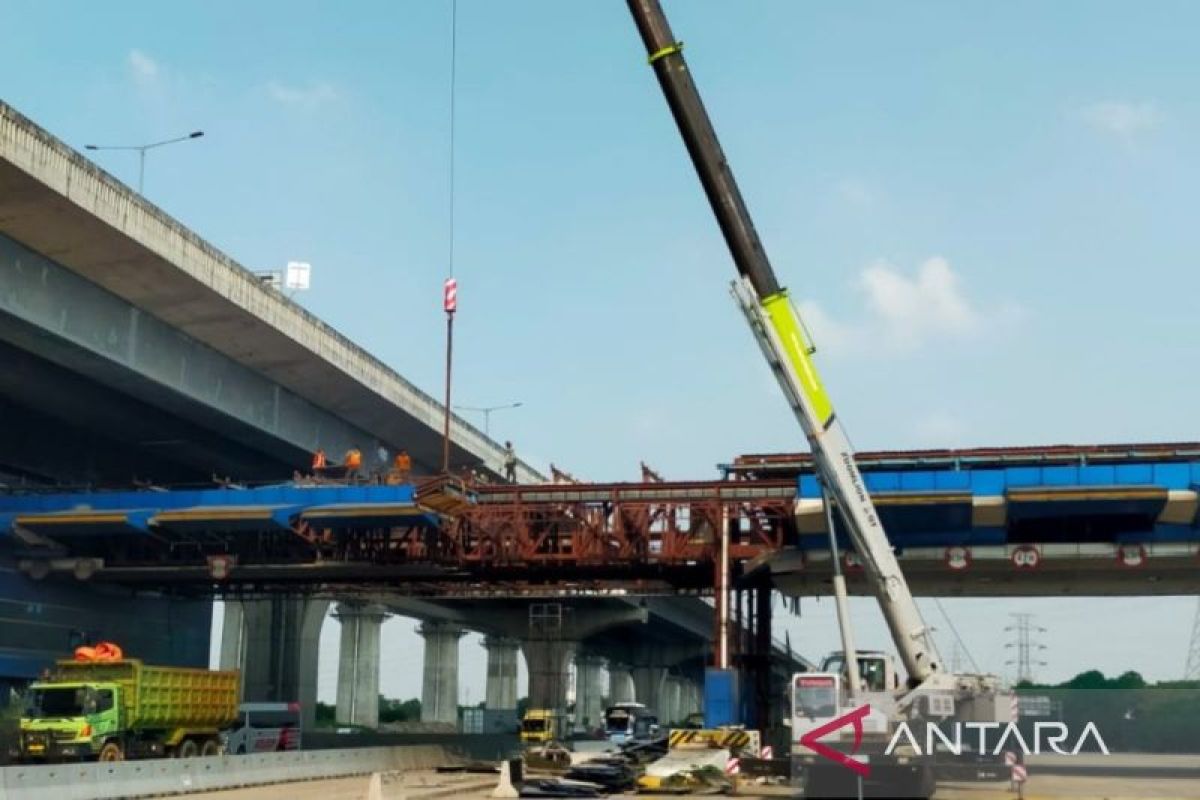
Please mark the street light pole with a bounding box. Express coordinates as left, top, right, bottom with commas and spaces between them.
85, 130, 205, 193
454, 402, 523, 437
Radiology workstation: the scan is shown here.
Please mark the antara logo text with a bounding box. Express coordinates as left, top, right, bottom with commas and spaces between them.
799, 705, 1110, 777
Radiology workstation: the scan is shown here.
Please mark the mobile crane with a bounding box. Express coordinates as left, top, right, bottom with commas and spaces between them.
626, 1, 1008, 795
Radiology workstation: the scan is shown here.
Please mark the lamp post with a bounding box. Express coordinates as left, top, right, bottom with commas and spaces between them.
455, 402, 523, 437
84, 130, 204, 193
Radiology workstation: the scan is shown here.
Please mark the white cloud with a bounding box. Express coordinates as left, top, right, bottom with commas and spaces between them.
801, 256, 1016, 355
266, 80, 339, 109
1080, 101, 1162, 141
127, 49, 159, 83
861, 256, 979, 343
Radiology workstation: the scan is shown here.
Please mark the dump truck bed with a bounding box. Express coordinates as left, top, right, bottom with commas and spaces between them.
52, 659, 238, 730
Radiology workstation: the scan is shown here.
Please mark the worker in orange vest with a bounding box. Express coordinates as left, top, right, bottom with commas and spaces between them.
311, 449, 327, 473
344, 447, 363, 480
395, 450, 412, 481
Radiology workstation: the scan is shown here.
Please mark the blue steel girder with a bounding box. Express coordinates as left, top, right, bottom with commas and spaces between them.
794, 460, 1200, 554
0, 452, 1197, 596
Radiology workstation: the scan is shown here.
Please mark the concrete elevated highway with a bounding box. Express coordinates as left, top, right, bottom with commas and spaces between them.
0, 100, 539, 485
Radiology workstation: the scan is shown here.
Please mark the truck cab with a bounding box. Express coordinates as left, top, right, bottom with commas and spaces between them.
603, 702, 659, 745
520, 708, 569, 744
20, 681, 122, 761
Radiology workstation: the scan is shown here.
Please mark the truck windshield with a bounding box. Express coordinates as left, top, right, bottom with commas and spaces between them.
25, 687, 86, 718
522, 719, 546, 732
604, 711, 631, 733
794, 678, 837, 719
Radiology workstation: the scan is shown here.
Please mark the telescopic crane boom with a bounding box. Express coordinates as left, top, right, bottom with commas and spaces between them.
626, 0, 942, 685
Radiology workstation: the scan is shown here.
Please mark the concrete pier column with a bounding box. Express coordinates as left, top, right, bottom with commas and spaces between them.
680, 679, 702, 717
521, 639, 578, 710
483, 636, 520, 711
218, 601, 245, 673
419, 621, 465, 724
574, 654, 607, 732
335, 603, 389, 729
239, 597, 329, 730
632, 666, 667, 713
608, 664, 635, 704
661, 676, 683, 725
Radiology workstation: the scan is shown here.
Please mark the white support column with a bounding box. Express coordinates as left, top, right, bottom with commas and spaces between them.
574, 654, 607, 732
661, 676, 682, 726
521, 638, 578, 711
335, 603, 389, 729
483, 636, 520, 710
239, 597, 329, 730
608, 664, 635, 704
681, 679, 702, 716
219, 601, 245, 671
632, 666, 666, 714
419, 621, 465, 725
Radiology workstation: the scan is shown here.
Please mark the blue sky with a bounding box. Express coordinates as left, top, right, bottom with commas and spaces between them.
3, 1, 1199, 699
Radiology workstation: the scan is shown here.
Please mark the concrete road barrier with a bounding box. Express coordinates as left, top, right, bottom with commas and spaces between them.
0, 744, 452, 800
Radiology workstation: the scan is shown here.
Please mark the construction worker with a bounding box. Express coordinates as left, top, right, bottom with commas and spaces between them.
344, 447, 363, 479
503, 441, 517, 483
394, 450, 412, 482
311, 448, 327, 473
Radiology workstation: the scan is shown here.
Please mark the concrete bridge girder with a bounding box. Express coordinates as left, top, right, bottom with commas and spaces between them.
0, 231, 391, 480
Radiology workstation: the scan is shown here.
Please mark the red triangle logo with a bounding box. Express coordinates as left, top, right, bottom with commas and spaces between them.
798, 703, 871, 777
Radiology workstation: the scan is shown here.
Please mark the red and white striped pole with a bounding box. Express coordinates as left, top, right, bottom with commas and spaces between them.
441, 277, 458, 473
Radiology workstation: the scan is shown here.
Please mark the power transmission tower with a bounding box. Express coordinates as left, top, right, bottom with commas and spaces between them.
1004, 613, 1048, 684
1184, 598, 1200, 680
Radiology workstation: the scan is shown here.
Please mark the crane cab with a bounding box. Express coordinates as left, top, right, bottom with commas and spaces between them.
820, 650, 901, 694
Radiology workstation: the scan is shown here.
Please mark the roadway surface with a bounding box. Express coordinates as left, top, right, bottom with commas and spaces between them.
174, 754, 1200, 800
179, 775, 1200, 800
176, 770, 495, 800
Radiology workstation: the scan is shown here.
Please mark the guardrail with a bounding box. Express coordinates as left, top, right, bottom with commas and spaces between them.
0, 743, 451, 800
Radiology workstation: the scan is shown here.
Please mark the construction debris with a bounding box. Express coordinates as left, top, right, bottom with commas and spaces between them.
634, 728, 762, 794
637, 748, 733, 793
563, 758, 638, 793
519, 777, 604, 798
524, 742, 573, 771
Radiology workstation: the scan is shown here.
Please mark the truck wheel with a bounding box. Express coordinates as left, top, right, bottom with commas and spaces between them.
201, 739, 222, 757
98, 742, 124, 762
178, 739, 200, 758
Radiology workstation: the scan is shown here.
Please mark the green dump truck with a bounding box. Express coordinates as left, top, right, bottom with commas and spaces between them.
19, 659, 239, 761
